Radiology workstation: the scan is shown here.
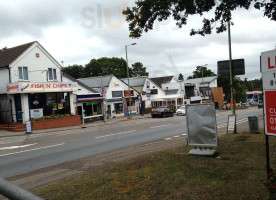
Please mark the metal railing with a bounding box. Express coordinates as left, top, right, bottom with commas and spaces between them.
0, 177, 43, 200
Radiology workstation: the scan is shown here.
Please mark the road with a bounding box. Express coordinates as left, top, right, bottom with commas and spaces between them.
0, 107, 263, 179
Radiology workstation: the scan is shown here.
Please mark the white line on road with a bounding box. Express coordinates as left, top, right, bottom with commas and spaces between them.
173, 135, 180, 138
164, 138, 172, 140
149, 124, 172, 129
0, 143, 37, 150
181, 134, 187, 136
95, 130, 136, 139
0, 143, 65, 157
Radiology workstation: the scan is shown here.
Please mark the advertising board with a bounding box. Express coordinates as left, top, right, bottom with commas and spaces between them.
186, 103, 218, 146
261, 49, 276, 136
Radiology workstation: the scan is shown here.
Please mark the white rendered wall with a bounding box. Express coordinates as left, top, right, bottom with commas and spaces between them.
9, 44, 62, 83
0, 68, 10, 94
21, 93, 30, 123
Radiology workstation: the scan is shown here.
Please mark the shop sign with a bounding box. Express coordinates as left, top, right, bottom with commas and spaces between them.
261, 49, 276, 136
124, 90, 134, 97
30, 108, 43, 119
7, 82, 77, 94
264, 91, 276, 135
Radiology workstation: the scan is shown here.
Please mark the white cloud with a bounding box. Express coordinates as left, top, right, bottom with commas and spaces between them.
0, 0, 275, 80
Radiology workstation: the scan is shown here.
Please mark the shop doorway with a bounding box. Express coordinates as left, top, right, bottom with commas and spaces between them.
14, 94, 23, 122
0, 96, 12, 124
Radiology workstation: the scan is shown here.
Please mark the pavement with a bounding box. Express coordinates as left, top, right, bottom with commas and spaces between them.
0, 114, 152, 138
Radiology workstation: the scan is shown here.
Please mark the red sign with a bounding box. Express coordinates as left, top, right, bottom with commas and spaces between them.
265, 91, 276, 135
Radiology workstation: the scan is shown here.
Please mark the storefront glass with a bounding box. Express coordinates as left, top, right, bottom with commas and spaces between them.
114, 103, 124, 114
83, 101, 102, 117
29, 92, 70, 117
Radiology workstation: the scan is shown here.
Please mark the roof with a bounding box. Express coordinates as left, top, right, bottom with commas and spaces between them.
78, 75, 113, 89
184, 76, 217, 84
121, 77, 147, 87
63, 73, 98, 93
150, 76, 174, 87
0, 41, 35, 68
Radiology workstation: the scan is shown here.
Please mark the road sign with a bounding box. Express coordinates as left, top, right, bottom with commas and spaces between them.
261, 49, 276, 136
264, 91, 276, 135
217, 59, 245, 76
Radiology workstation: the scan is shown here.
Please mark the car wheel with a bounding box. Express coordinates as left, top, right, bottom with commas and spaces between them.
162, 113, 165, 118
171, 113, 174, 117
152, 115, 155, 118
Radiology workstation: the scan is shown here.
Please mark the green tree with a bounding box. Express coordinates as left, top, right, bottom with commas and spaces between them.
62, 64, 84, 79
178, 73, 184, 81
0, 47, 7, 52
130, 62, 149, 77
217, 76, 246, 102
123, 0, 276, 38
83, 57, 128, 78
187, 66, 216, 79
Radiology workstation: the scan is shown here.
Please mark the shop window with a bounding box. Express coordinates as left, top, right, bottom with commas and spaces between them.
93, 102, 102, 115
114, 103, 124, 114
48, 68, 57, 81
83, 101, 102, 117
18, 67, 29, 80
126, 100, 135, 106
29, 92, 70, 117
112, 91, 123, 98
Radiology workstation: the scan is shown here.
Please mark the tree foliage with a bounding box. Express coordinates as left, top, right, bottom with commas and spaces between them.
62, 64, 84, 79
178, 73, 184, 81
123, 0, 276, 38
217, 76, 247, 102
83, 57, 129, 78
187, 66, 216, 79
130, 62, 149, 77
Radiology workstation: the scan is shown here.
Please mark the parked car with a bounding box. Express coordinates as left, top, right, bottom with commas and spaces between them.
176, 106, 186, 115
151, 107, 174, 118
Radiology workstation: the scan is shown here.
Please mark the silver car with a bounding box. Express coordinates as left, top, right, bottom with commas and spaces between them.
176, 106, 186, 115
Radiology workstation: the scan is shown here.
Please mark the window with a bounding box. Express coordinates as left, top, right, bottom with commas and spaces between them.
48, 68, 57, 80
18, 67, 29, 80
150, 89, 158, 94
112, 91, 123, 98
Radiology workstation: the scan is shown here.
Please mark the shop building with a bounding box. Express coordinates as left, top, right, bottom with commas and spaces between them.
62, 73, 105, 123
184, 76, 219, 104
121, 77, 166, 109
78, 75, 140, 118
0, 41, 78, 124
150, 76, 185, 109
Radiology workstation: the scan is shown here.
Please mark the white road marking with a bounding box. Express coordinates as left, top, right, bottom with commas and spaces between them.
0, 143, 37, 150
181, 134, 187, 136
150, 124, 172, 129
173, 135, 180, 138
0, 143, 65, 157
165, 138, 172, 140
95, 130, 136, 139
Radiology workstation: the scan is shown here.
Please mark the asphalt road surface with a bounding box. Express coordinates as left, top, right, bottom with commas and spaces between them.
0, 107, 263, 179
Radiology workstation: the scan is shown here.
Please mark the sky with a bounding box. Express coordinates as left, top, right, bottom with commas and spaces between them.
1, 0, 276, 80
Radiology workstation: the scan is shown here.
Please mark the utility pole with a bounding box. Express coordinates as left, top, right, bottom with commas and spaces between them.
228, 20, 237, 133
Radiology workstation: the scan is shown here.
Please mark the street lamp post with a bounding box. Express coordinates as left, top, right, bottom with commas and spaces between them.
201, 64, 207, 101
125, 43, 136, 119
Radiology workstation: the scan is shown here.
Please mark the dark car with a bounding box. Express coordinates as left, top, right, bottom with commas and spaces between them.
151, 107, 174, 118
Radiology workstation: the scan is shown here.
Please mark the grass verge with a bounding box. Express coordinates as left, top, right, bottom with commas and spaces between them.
34, 132, 273, 200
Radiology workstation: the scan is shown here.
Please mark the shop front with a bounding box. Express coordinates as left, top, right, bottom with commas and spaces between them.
7, 81, 77, 123
76, 94, 105, 123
